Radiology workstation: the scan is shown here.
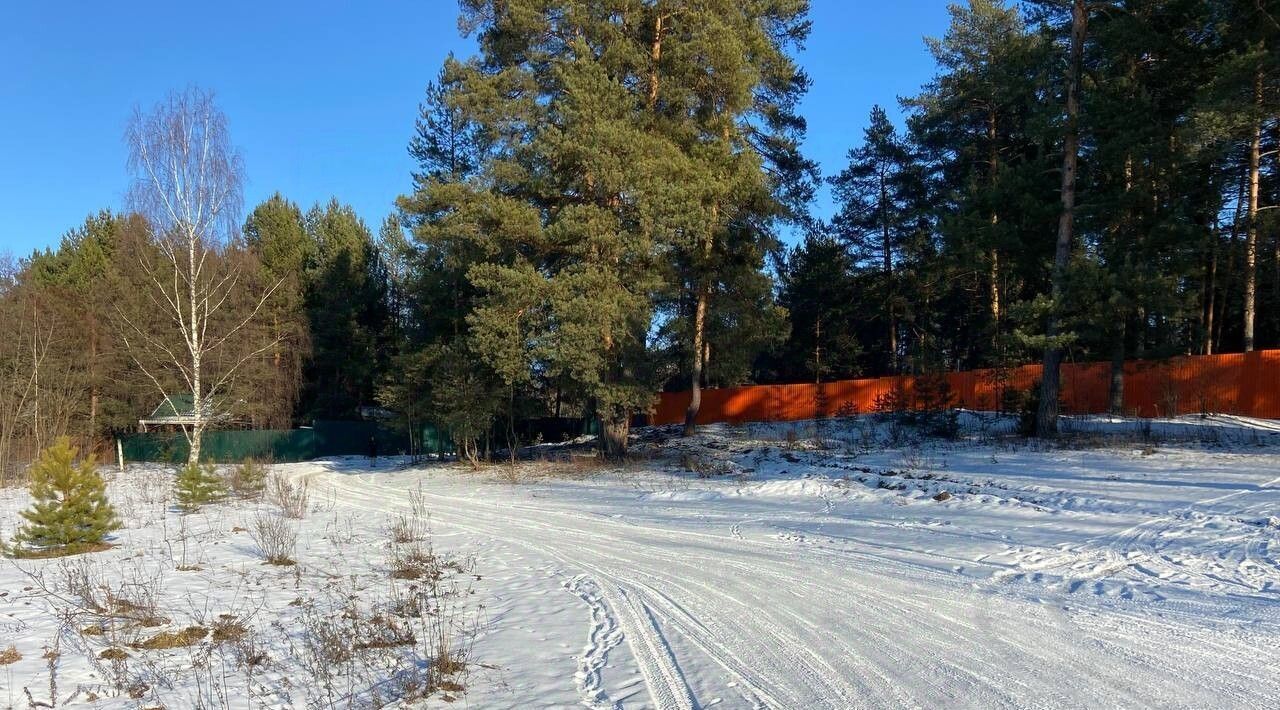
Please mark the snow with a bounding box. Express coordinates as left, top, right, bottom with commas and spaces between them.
3, 414, 1280, 708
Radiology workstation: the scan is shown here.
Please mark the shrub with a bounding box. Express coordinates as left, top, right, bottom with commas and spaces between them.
248, 513, 296, 565
132, 626, 208, 650
227, 457, 267, 498
1011, 382, 1044, 437
12, 437, 120, 554
267, 472, 309, 519
174, 462, 225, 511
873, 384, 908, 416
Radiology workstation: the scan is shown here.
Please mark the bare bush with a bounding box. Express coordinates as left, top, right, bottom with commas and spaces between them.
386, 485, 431, 544
267, 472, 308, 519
57, 558, 168, 631
680, 453, 740, 478
380, 504, 476, 699
247, 513, 296, 565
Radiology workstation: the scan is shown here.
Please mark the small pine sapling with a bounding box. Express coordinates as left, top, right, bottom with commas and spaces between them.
228, 457, 267, 498
174, 462, 226, 511
12, 436, 120, 555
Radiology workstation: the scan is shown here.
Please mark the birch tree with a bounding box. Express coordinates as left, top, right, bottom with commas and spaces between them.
121, 87, 278, 464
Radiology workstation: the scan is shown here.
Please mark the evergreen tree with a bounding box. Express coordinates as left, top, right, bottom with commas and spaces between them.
174, 461, 225, 512
907, 0, 1055, 364
301, 200, 389, 418
13, 436, 119, 552
394, 60, 507, 459
776, 234, 863, 382
27, 211, 149, 445
243, 194, 313, 426
643, 0, 816, 435
408, 60, 488, 191
829, 106, 927, 373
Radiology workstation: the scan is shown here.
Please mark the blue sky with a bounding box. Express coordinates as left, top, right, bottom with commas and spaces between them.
0, 1, 953, 257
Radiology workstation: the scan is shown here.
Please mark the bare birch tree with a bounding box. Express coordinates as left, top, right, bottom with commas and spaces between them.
121, 87, 279, 464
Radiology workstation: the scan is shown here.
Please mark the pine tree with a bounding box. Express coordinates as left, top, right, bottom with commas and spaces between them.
408, 60, 488, 191
906, 0, 1054, 362
776, 234, 863, 382
174, 461, 225, 511
830, 106, 927, 373
302, 200, 390, 418
243, 193, 314, 426
13, 437, 120, 553
394, 59, 506, 461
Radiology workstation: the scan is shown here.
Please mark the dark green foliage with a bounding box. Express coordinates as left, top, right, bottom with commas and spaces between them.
1011, 382, 1045, 438
774, 234, 863, 382
408, 61, 488, 190
242, 194, 312, 427
13, 437, 120, 552
175, 462, 225, 511
302, 200, 391, 419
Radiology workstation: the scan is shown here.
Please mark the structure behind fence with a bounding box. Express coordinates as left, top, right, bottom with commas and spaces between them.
652, 350, 1280, 426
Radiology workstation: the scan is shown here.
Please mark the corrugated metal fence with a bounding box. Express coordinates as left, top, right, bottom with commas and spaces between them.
653, 350, 1280, 425
122, 420, 453, 464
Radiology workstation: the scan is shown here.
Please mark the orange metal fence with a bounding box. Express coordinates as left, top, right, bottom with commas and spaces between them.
651, 350, 1280, 425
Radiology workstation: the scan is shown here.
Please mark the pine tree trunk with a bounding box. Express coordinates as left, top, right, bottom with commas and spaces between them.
1109, 321, 1126, 415
1217, 168, 1248, 351
648, 14, 664, 110
684, 185, 718, 436
684, 284, 708, 436
1244, 67, 1263, 352
988, 108, 1001, 331
602, 412, 629, 461
881, 180, 896, 371
989, 246, 1000, 327
1205, 230, 1217, 355
1038, 0, 1087, 437
89, 322, 98, 451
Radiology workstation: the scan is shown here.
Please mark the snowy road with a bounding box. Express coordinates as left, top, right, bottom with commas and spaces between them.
291, 424, 1280, 709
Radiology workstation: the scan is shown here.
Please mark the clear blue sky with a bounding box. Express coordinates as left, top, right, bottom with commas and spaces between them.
0, 1, 953, 257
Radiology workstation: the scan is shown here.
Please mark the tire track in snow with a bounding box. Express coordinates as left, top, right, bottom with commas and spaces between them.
1005, 471, 1280, 597
314, 472, 699, 710
300, 464, 1280, 709
331, 472, 1020, 707
321, 471, 1077, 707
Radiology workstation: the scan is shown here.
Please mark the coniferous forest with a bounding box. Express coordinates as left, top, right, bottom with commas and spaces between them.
2, 0, 1278, 468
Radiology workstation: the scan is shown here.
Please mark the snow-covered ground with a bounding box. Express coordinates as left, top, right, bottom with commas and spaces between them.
3, 413, 1280, 708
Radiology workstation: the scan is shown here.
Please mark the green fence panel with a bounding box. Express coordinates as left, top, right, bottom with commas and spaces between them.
120, 421, 450, 464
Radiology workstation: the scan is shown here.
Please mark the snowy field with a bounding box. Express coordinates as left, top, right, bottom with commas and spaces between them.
3, 413, 1280, 708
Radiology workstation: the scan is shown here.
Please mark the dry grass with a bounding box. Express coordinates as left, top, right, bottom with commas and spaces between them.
497, 452, 624, 483
55, 557, 169, 628
210, 615, 248, 644
98, 647, 128, 661
131, 626, 208, 650
389, 543, 443, 581
0, 645, 20, 665
7, 541, 114, 559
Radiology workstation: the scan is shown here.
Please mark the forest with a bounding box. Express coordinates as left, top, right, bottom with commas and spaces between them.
1, 0, 1277, 470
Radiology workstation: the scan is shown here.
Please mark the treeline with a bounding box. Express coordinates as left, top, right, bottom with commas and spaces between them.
0, 201, 390, 475
779, 0, 1278, 385
2, 0, 1277, 467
